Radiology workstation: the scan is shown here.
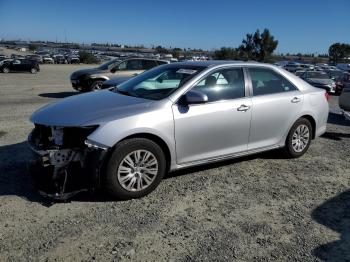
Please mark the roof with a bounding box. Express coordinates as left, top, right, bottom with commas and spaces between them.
167, 60, 268, 68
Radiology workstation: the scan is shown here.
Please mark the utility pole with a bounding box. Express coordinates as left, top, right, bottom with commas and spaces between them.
64, 29, 67, 43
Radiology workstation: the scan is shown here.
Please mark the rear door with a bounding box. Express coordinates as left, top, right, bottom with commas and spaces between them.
119, 59, 144, 77
247, 67, 303, 150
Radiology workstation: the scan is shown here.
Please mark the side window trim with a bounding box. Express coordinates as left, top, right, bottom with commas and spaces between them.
246, 66, 300, 97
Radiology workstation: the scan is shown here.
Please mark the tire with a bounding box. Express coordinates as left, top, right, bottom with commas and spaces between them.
284, 118, 312, 158
90, 80, 104, 91
105, 138, 166, 200
2, 67, 9, 73
30, 68, 37, 74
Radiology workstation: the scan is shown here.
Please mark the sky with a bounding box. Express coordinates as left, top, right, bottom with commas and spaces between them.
0, 0, 349, 54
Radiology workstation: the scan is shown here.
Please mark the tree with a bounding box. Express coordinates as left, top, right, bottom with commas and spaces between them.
213, 47, 239, 60
171, 48, 183, 58
238, 29, 278, 61
78, 51, 100, 64
328, 43, 350, 63
28, 44, 38, 52
155, 45, 168, 54
258, 29, 278, 61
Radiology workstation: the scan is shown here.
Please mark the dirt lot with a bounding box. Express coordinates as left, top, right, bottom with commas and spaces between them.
0, 65, 349, 261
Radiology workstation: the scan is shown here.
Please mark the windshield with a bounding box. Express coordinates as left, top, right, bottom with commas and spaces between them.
98, 58, 121, 70
308, 72, 328, 79
113, 65, 204, 100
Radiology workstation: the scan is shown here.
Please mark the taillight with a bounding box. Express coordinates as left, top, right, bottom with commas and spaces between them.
325, 92, 330, 101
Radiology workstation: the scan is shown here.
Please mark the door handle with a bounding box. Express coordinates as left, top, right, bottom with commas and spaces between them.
291, 97, 301, 103
237, 104, 250, 112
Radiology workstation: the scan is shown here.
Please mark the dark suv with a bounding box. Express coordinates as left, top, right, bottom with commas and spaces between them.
70, 58, 168, 92
0, 59, 40, 73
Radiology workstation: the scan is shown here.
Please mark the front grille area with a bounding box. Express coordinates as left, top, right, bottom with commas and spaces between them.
30, 124, 98, 149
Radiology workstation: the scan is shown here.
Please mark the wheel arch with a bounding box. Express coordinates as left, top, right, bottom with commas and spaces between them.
299, 114, 316, 139
114, 133, 172, 172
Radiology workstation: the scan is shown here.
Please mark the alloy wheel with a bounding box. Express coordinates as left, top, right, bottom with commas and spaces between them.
117, 150, 158, 192
292, 124, 310, 153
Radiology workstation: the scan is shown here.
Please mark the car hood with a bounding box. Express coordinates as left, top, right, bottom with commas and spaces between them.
70, 68, 106, 79
307, 78, 333, 85
30, 90, 153, 127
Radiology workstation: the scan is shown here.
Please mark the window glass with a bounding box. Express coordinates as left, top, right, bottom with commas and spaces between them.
192, 68, 245, 102
143, 60, 157, 70
118, 61, 127, 70
126, 59, 143, 70
249, 68, 297, 96
157, 60, 168, 65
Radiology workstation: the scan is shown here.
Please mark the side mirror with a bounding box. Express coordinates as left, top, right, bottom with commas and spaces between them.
179, 90, 208, 105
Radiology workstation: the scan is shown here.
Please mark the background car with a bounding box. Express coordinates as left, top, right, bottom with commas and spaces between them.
300, 71, 336, 93
70, 57, 169, 92
26, 54, 43, 64
42, 56, 54, 64
339, 87, 350, 120
284, 62, 302, 72
0, 59, 40, 73
325, 69, 347, 93
67, 55, 80, 64
52, 54, 67, 64
29, 61, 328, 200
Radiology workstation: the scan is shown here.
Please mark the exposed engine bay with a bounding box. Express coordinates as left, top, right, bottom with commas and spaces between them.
28, 124, 109, 200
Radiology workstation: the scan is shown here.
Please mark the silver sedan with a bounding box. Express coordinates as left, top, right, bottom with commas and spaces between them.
28, 61, 329, 200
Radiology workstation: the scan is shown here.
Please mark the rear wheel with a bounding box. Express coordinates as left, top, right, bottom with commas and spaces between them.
90, 80, 104, 91
30, 68, 38, 74
105, 138, 166, 200
284, 118, 312, 158
2, 67, 9, 73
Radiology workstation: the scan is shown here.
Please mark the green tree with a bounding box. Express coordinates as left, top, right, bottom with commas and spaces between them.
214, 47, 239, 60
238, 29, 278, 61
155, 45, 168, 54
258, 29, 278, 61
171, 48, 183, 58
28, 44, 38, 52
328, 43, 350, 63
78, 51, 100, 64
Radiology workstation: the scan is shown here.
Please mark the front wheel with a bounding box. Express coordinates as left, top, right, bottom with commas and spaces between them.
284, 118, 312, 158
105, 138, 166, 200
90, 80, 104, 91
2, 67, 9, 73
30, 68, 38, 74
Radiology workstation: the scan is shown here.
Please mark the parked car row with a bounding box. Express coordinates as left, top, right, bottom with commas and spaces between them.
277, 62, 350, 94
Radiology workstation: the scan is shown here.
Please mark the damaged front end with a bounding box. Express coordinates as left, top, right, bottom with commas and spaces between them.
28, 124, 109, 200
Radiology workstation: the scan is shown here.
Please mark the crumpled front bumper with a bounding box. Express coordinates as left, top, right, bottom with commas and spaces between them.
27, 133, 109, 200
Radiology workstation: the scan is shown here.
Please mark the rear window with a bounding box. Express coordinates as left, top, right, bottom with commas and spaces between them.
249, 68, 297, 96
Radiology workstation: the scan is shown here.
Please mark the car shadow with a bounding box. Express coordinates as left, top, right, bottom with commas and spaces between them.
0, 141, 50, 205
321, 131, 350, 141
38, 92, 79, 98
327, 112, 350, 127
312, 190, 350, 261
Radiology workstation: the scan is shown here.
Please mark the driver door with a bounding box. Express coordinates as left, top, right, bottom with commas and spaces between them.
172, 67, 252, 164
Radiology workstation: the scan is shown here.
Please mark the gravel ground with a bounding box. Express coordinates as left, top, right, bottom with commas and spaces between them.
0, 64, 349, 261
